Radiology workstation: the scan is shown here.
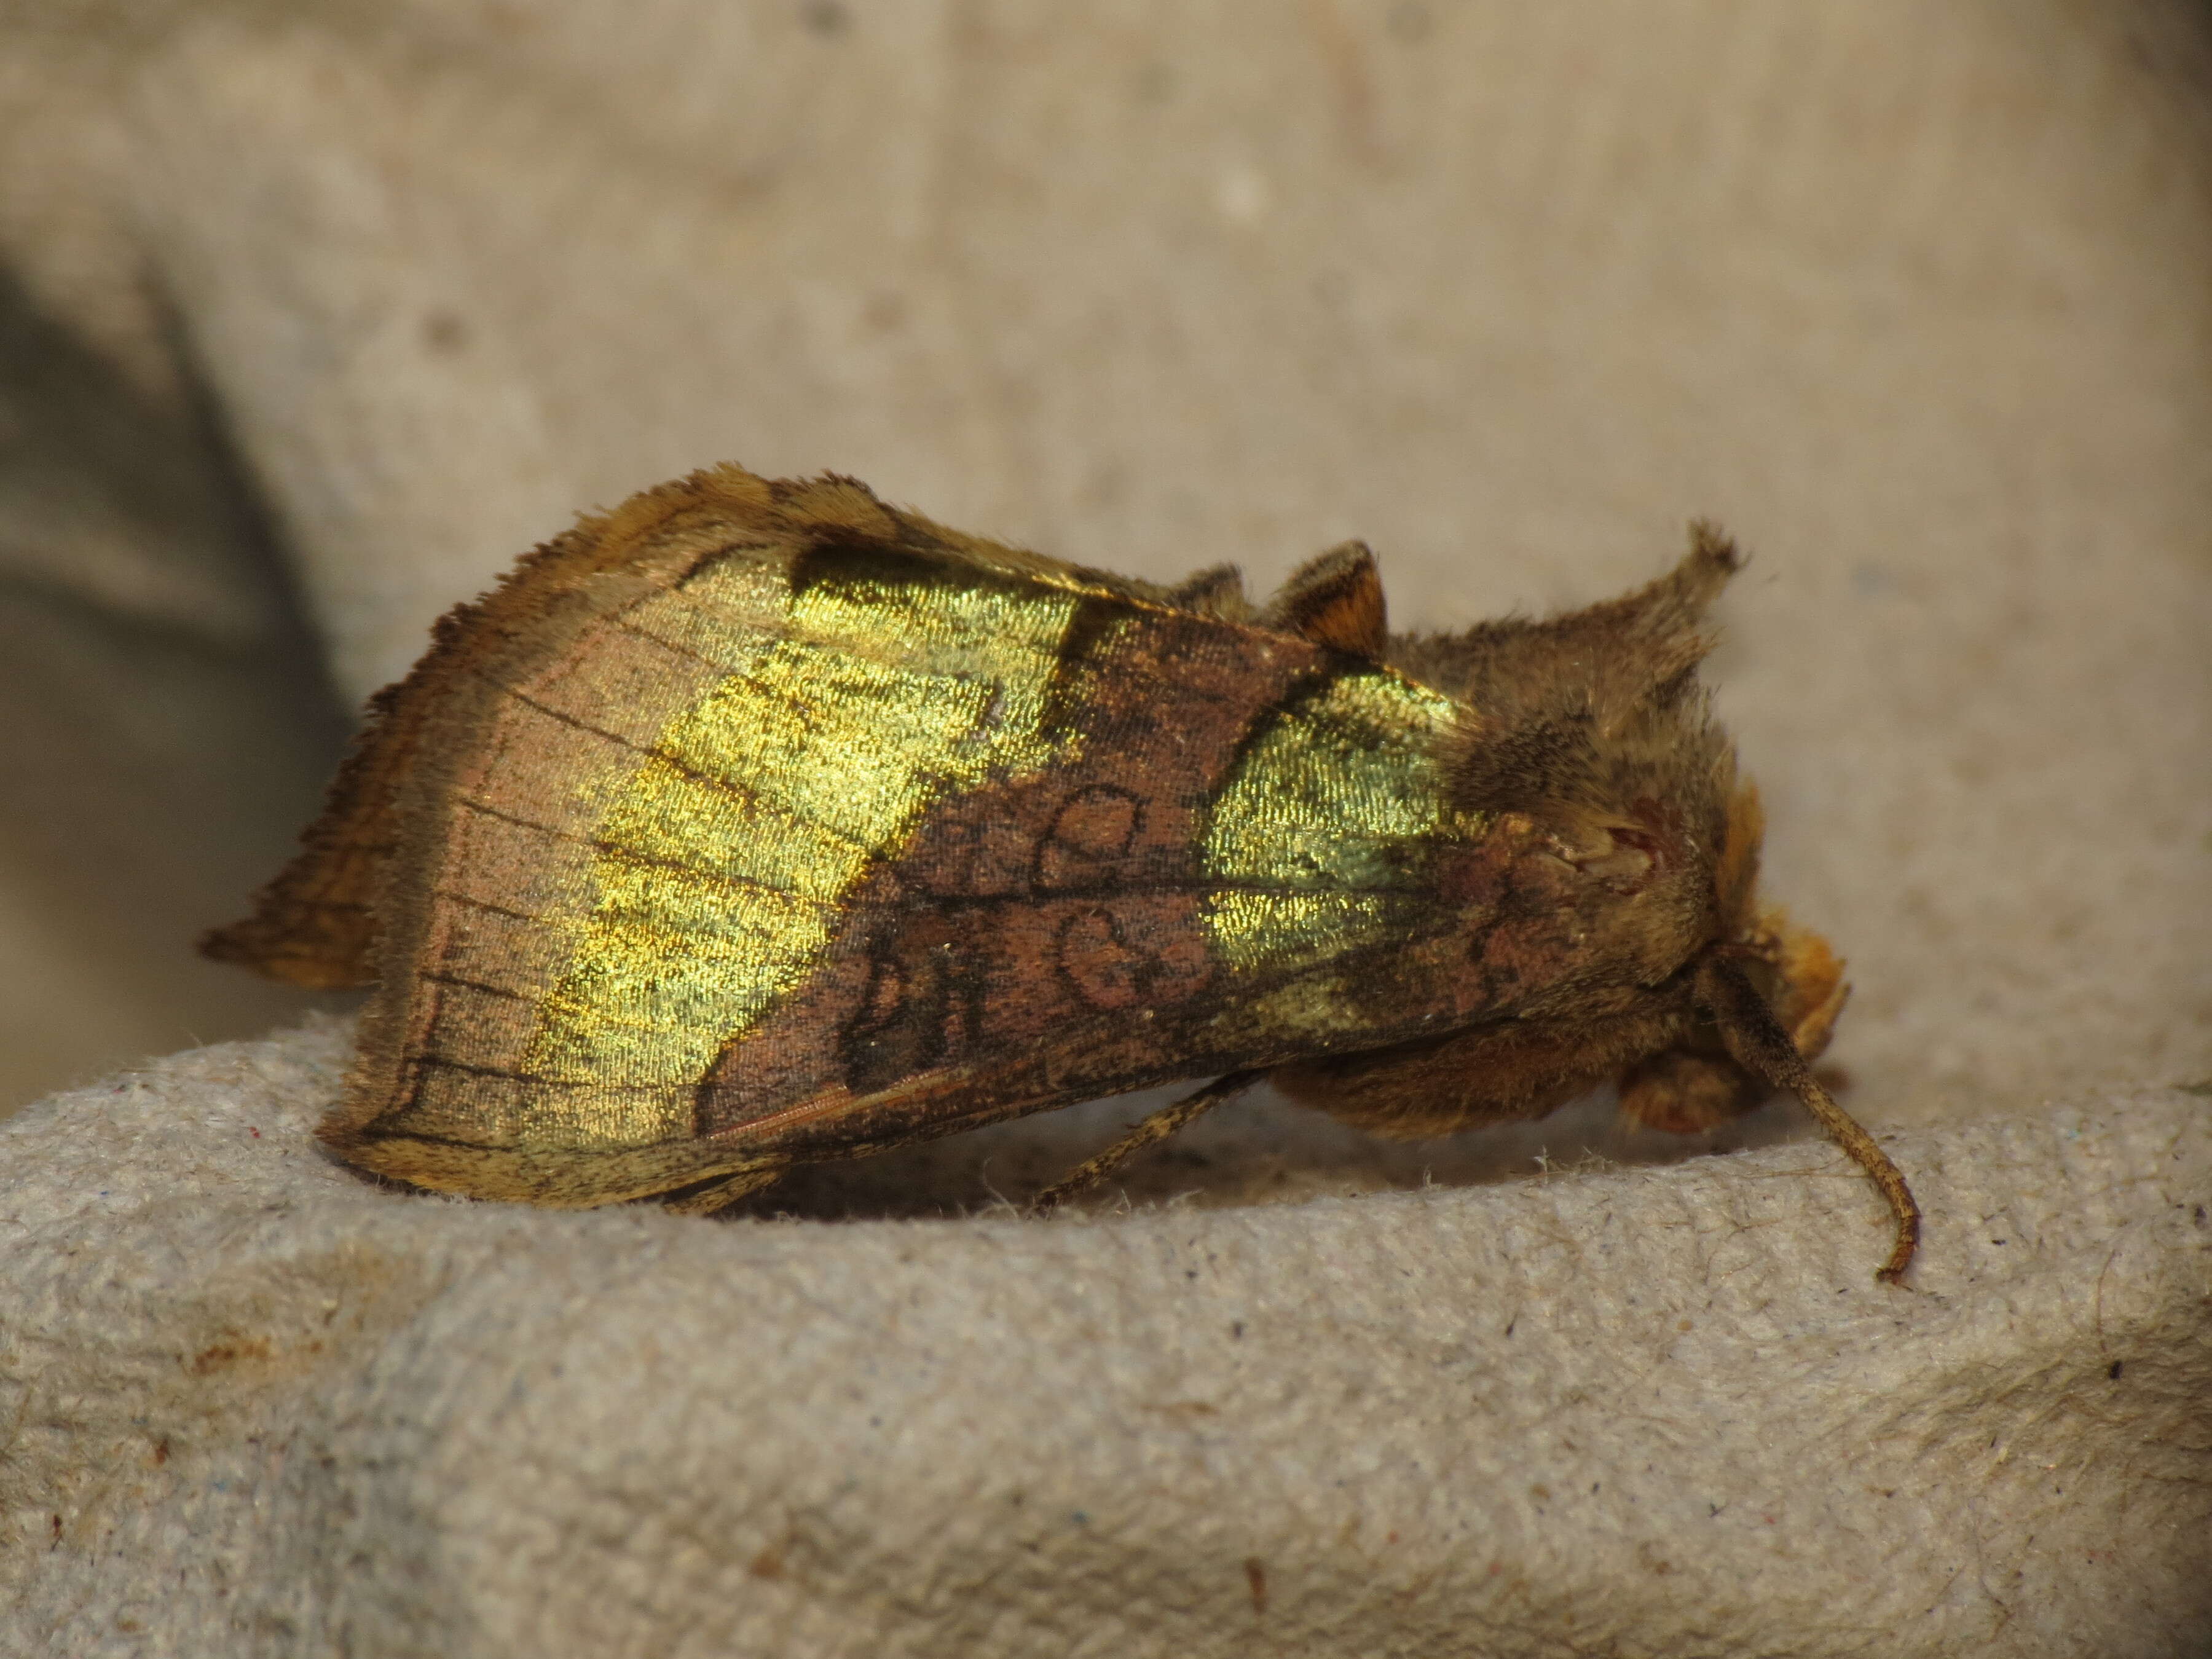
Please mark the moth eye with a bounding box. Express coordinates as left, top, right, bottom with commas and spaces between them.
1568, 824, 1667, 892
1608, 824, 1667, 870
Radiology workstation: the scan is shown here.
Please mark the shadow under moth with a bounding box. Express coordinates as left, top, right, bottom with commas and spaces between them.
207, 463, 1919, 1281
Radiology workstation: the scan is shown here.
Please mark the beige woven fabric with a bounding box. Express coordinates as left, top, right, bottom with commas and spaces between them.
3, 3, 2211, 1652
6, 1025, 2210, 1657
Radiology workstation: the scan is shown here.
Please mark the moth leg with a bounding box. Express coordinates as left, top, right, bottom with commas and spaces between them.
1616, 1049, 1761, 1133
658, 1165, 784, 1216
1031, 1071, 1263, 1215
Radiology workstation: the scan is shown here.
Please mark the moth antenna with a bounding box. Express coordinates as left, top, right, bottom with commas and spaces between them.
1696, 955, 1919, 1284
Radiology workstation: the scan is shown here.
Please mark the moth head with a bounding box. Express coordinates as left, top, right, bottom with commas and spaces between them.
1396, 524, 1746, 991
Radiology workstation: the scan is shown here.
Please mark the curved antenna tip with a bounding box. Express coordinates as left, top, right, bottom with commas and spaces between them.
1699, 955, 1921, 1285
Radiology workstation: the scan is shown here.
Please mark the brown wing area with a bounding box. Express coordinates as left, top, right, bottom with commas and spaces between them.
692, 593, 1334, 1161
195, 675, 414, 988
198, 467, 805, 987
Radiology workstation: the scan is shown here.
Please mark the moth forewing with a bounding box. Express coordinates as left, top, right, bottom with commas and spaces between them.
209, 465, 1917, 1281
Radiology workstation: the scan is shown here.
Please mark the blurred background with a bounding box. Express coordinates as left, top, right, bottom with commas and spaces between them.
2, 1, 2208, 1125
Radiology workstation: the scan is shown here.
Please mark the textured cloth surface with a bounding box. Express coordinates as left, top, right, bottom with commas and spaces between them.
5, 1022, 2210, 1658
3, 4, 2212, 1654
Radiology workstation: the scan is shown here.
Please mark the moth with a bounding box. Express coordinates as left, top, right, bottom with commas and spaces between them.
207, 463, 1918, 1280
